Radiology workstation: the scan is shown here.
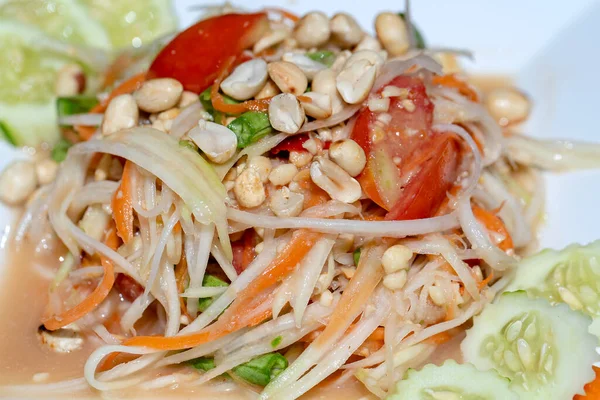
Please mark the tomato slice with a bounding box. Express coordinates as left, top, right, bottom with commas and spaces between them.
271, 134, 331, 155
352, 75, 461, 220
232, 229, 258, 274
384, 134, 460, 220
148, 13, 269, 93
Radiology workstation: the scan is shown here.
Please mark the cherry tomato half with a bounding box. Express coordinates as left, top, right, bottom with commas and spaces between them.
352, 75, 461, 220
148, 13, 269, 93
271, 134, 331, 155
231, 229, 258, 274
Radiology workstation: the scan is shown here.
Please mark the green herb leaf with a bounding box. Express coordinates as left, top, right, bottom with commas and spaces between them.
189, 357, 216, 372
232, 353, 288, 386
198, 274, 229, 312
56, 96, 99, 127
203, 275, 229, 288
271, 336, 282, 348
398, 12, 426, 49
0, 120, 17, 146
51, 138, 73, 162
227, 111, 272, 148
306, 50, 335, 67
200, 87, 240, 119
353, 248, 361, 266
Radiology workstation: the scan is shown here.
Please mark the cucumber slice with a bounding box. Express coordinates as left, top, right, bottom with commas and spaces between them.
0, 0, 111, 49
504, 241, 600, 338
79, 0, 177, 49
0, 100, 59, 147
461, 291, 598, 399
0, 20, 101, 146
386, 360, 519, 400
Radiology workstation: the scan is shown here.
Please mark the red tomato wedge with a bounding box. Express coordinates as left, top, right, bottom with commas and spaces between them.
148, 13, 269, 93
271, 134, 331, 155
352, 75, 462, 220
385, 134, 460, 220
231, 229, 258, 274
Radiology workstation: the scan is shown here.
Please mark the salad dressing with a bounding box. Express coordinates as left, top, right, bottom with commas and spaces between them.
0, 245, 374, 399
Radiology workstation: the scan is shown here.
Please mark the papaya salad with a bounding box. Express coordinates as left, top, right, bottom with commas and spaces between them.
2, 5, 600, 400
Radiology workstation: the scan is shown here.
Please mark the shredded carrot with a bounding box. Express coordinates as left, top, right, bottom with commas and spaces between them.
232, 230, 321, 303
297, 95, 312, 103
367, 326, 385, 341
313, 246, 385, 347
477, 271, 494, 291
122, 230, 320, 350
355, 339, 383, 357
575, 367, 600, 399
432, 74, 479, 102
42, 226, 118, 331
111, 161, 134, 244
173, 221, 182, 234
74, 124, 97, 142
425, 331, 453, 345
296, 176, 329, 208
263, 7, 300, 22
75, 73, 146, 140
472, 205, 514, 252
257, 47, 277, 57
362, 215, 386, 222
441, 261, 458, 276
444, 304, 456, 321
98, 73, 147, 112
210, 56, 272, 114
175, 254, 190, 319
99, 352, 138, 373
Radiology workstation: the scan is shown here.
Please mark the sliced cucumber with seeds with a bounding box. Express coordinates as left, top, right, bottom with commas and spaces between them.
0, 20, 103, 146
0, 0, 111, 49
461, 291, 598, 400
80, 0, 177, 49
386, 360, 519, 400
0, 21, 74, 146
504, 241, 600, 338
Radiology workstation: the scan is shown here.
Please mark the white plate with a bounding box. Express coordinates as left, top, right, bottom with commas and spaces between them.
0, 0, 599, 388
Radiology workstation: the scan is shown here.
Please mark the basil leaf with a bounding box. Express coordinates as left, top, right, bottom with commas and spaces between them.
200, 87, 240, 119
198, 274, 229, 312
398, 12, 426, 49
306, 50, 335, 67
56, 96, 99, 127
189, 357, 216, 372
189, 352, 288, 387
232, 353, 288, 386
227, 111, 272, 148
51, 138, 73, 163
